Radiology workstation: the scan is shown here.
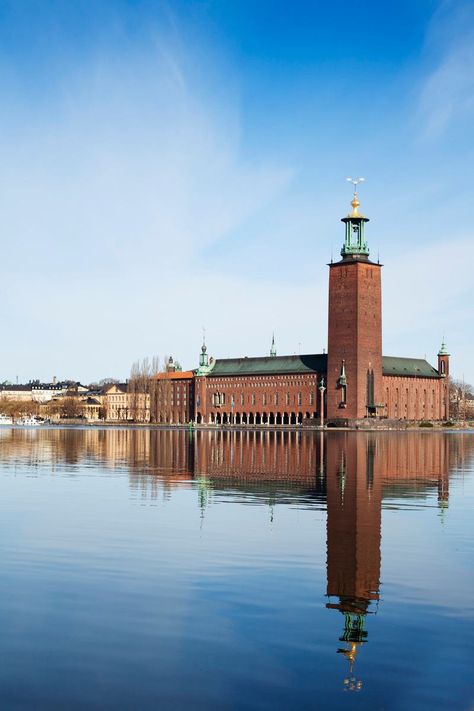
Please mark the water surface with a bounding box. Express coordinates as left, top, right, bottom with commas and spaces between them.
0, 428, 472, 710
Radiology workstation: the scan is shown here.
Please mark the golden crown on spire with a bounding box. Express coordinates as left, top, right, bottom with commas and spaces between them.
350, 194, 361, 216
346, 177, 365, 218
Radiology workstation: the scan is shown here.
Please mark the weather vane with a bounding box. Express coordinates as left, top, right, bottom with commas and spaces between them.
346, 177, 365, 195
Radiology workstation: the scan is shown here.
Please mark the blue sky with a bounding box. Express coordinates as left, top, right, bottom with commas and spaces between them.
0, 0, 472, 384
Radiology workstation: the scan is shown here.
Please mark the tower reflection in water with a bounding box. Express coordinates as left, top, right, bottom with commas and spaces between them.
325, 435, 381, 692
323, 432, 452, 691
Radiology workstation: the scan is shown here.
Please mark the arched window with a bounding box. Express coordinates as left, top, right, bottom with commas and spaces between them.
341, 385, 347, 405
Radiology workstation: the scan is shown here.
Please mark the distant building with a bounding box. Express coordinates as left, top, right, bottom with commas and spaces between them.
104, 383, 133, 421
0, 381, 87, 404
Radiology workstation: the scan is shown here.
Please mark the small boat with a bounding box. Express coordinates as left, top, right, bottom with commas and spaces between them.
15, 417, 41, 427
0, 414, 13, 425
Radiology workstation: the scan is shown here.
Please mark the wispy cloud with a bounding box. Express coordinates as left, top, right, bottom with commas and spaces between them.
0, 33, 293, 381
419, 3, 474, 139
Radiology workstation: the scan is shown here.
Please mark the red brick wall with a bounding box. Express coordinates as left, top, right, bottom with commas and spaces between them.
195, 372, 322, 424
327, 260, 383, 420
382, 375, 449, 420
151, 377, 194, 424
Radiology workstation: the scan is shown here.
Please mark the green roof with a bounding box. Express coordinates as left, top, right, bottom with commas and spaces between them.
382, 356, 440, 379
207, 353, 440, 379
209, 354, 327, 377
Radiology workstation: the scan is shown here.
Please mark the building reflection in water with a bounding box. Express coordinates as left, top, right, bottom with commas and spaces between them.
323, 432, 455, 690
0, 426, 471, 690
325, 434, 381, 692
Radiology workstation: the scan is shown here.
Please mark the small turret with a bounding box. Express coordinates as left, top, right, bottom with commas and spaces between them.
340, 178, 370, 260
270, 333, 277, 358
199, 340, 208, 368
437, 339, 450, 378
196, 332, 214, 376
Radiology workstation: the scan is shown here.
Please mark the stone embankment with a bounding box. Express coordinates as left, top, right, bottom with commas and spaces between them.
48, 419, 474, 431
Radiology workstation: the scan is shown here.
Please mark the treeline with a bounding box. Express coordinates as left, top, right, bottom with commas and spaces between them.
0, 396, 88, 420
128, 355, 183, 423
450, 378, 474, 420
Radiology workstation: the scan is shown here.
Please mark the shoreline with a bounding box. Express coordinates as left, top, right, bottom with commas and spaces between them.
36, 420, 474, 432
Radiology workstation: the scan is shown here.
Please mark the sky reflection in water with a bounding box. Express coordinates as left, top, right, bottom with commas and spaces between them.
0, 428, 472, 710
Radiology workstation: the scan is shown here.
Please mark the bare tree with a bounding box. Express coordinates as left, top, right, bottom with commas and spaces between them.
0, 397, 40, 420
99, 378, 120, 387
450, 378, 474, 420
150, 355, 175, 424
129, 353, 184, 424
128, 358, 153, 422
47, 396, 84, 419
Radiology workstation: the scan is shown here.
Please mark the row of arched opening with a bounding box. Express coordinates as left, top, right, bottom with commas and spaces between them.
195, 412, 318, 426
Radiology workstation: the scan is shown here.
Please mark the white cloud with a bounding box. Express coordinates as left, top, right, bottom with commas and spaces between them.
382, 234, 474, 381
419, 5, 474, 139
0, 38, 294, 382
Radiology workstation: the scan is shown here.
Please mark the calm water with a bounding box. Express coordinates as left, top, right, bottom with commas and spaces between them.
0, 427, 472, 710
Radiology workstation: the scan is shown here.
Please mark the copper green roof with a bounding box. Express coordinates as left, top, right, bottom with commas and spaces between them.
209, 354, 327, 377
382, 356, 440, 378
207, 353, 440, 379
438, 341, 450, 356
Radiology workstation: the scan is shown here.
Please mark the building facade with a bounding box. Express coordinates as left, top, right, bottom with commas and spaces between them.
151, 369, 194, 424
194, 190, 449, 425
194, 351, 325, 425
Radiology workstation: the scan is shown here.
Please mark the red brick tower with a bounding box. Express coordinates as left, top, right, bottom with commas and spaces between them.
437, 340, 450, 420
327, 184, 383, 422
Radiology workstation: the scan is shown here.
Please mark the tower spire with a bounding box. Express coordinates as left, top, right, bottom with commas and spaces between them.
199, 327, 208, 368
270, 333, 277, 357
341, 177, 370, 259
438, 338, 449, 356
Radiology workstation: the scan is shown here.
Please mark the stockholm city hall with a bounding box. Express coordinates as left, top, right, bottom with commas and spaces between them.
191, 184, 450, 427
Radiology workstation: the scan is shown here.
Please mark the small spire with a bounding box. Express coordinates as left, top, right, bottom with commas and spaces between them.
338, 359, 347, 386
270, 333, 277, 357
199, 328, 209, 368
438, 339, 450, 356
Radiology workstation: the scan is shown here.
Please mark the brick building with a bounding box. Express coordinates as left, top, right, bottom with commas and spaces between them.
194, 351, 325, 425
194, 189, 449, 425
151, 366, 194, 424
